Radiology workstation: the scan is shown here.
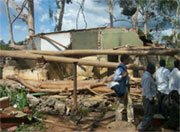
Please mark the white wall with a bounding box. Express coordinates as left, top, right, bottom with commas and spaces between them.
41, 32, 71, 51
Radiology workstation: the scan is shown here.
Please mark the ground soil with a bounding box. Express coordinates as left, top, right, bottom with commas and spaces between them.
43, 108, 177, 132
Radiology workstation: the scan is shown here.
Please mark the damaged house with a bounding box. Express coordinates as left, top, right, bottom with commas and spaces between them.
3, 27, 144, 81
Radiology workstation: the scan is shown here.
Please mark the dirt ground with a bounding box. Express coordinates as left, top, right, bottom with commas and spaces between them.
43, 107, 177, 132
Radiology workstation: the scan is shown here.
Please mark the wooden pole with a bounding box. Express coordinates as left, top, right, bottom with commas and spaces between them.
24, 48, 180, 56
73, 62, 77, 108
174, 55, 180, 61
0, 50, 145, 70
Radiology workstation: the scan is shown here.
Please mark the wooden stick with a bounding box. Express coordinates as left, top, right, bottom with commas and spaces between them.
73, 62, 77, 108
6, 75, 101, 94
174, 55, 180, 61
24, 48, 180, 56
0, 50, 145, 70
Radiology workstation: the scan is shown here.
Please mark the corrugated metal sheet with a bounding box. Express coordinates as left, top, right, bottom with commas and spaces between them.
102, 29, 143, 49
71, 30, 98, 49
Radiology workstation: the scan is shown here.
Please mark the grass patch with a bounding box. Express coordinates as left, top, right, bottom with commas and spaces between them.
15, 121, 46, 132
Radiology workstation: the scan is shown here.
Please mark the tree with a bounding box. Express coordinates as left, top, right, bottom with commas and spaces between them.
5, 0, 35, 49
118, 0, 136, 29
4, 0, 27, 49
157, 0, 180, 47
76, 0, 87, 29
161, 35, 173, 47
118, 0, 156, 38
49, 0, 72, 31
9, 0, 28, 24
27, 0, 35, 49
0, 40, 6, 45
137, 0, 156, 38
108, 0, 113, 27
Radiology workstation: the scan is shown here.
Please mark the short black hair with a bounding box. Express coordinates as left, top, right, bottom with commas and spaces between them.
174, 60, 180, 68
159, 59, 165, 67
147, 63, 155, 74
120, 54, 129, 62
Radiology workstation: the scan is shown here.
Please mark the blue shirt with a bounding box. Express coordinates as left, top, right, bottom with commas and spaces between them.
113, 62, 129, 84
141, 71, 156, 100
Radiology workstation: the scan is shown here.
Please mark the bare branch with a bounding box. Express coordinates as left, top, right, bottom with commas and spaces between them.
113, 18, 131, 24
9, 0, 28, 24
11, 0, 28, 24
76, 0, 87, 29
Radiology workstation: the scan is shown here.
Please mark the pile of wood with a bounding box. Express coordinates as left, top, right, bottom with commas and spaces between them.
0, 74, 140, 96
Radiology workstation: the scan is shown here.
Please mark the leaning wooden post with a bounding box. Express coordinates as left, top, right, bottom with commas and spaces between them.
73, 62, 78, 108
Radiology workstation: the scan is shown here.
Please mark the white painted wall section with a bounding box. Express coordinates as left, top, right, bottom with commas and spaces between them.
41, 32, 71, 51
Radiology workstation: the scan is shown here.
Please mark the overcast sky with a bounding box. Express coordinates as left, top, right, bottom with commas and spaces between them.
0, 0, 174, 43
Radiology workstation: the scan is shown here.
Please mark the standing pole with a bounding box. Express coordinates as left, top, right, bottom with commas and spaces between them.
73, 62, 78, 108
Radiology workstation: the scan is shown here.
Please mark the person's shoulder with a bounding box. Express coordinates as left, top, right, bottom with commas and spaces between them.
163, 67, 170, 73
142, 71, 150, 78
155, 67, 161, 74
177, 69, 180, 76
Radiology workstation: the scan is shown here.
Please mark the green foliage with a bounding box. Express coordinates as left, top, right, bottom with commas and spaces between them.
16, 40, 24, 45
17, 88, 29, 111
0, 85, 9, 97
138, 28, 144, 34
118, 0, 136, 17
71, 105, 89, 117
147, 33, 153, 40
162, 35, 173, 44
156, 0, 179, 29
15, 121, 46, 132
48, 5, 53, 18
0, 44, 12, 50
0, 85, 42, 121
160, 56, 174, 67
138, 28, 154, 40
0, 40, 5, 44
71, 105, 89, 124
158, 0, 178, 14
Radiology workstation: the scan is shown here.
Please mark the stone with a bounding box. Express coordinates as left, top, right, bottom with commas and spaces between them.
107, 121, 137, 132
54, 101, 66, 115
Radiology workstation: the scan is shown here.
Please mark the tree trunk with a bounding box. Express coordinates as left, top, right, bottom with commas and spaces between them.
175, 1, 179, 47
58, 0, 65, 31
171, 18, 175, 47
108, 0, 113, 27
144, 17, 147, 38
28, 0, 35, 49
130, 17, 135, 29
4, 0, 15, 46
135, 2, 139, 33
